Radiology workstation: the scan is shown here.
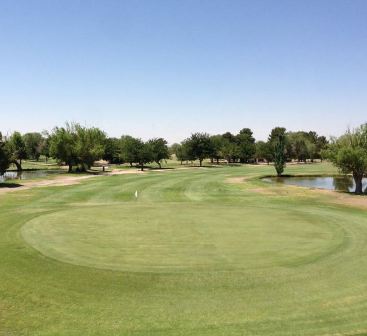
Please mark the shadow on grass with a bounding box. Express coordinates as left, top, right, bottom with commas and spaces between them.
0, 183, 23, 189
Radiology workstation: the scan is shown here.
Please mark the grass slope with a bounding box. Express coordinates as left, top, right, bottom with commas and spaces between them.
2, 162, 367, 335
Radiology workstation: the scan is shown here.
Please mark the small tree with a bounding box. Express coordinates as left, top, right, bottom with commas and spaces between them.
40, 131, 51, 162
269, 127, 287, 176
148, 138, 169, 168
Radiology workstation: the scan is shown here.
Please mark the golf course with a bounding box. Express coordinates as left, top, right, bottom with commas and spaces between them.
2, 162, 367, 335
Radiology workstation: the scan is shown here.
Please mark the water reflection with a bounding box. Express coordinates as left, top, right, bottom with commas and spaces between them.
263, 176, 367, 193
0, 170, 63, 183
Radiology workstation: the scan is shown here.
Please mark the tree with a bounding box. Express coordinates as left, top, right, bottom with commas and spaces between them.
74, 125, 106, 171
0, 132, 10, 175
326, 125, 367, 194
221, 132, 239, 163
103, 137, 121, 164
136, 140, 152, 171
236, 128, 256, 163
210, 135, 224, 164
148, 138, 169, 168
49, 124, 78, 172
316, 135, 328, 161
7, 131, 27, 171
287, 132, 309, 162
221, 139, 239, 164
120, 136, 141, 166
269, 127, 287, 176
40, 131, 51, 162
50, 123, 106, 172
185, 133, 213, 166
23, 132, 43, 161
171, 142, 192, 164
255, 141, 272, 164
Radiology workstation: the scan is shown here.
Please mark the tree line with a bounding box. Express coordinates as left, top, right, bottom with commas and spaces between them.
0, 123, 170, 173
0, 123, 327, 175
172, 128, 328, 170
1, 122, 367, 194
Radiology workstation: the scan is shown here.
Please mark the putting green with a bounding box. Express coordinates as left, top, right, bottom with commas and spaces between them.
22, 204, 344, 272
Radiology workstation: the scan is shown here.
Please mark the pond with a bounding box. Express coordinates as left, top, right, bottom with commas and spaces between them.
263, 175, 367, 193
0, 170, 64, 183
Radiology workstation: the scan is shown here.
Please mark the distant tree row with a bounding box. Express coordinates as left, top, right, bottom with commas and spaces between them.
0, 130, 50, 172
0, 123, 170, 173
0, 123, 330, 176
170, 128, 328, 174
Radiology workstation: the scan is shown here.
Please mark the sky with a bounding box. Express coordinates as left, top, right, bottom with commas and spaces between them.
0, 0, 366, 143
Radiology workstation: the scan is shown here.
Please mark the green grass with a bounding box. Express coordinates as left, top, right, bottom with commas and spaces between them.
2, 162, 367, 335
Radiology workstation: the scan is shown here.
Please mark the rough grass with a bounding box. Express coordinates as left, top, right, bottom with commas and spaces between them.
2, 162, 367, 335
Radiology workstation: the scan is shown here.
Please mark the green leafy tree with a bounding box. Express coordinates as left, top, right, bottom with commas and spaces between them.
326, 125, 367, 194
221, 139, 240, 164
120, 136, 141, 166
287, 132, 309, 162
136, 139, 153, 171
74, 125, 106, 171
269, 127, 287, 176
210, 135, 224, 164
221, 132, 239, 163
7, 131, 27, 171
40, 131, 51, 162
185, 133, 213, 166
171, 142, 192, 164
23, 132, 43, 161
255, 141, 273, 164
316, 135, 328, 161
49, 124, 78, 172
236, 128, 256, 163
148, 138, 169, 168
103, 137, 121, 164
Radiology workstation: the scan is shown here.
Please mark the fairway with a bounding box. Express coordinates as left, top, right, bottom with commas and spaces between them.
2, 163, 367, 335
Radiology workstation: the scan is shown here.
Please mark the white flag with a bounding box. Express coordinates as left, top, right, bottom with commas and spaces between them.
134, 190, 138, 198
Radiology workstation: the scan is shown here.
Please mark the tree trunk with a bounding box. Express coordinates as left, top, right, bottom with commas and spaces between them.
12, 160, 22, 171
158, 161, 161, 169
353, 174, 363, 194
199, 159, 203, 167
68, 164, 73, 173
216, 158, 219, 164
140, 162, 144, 171
130, 162, 133, 167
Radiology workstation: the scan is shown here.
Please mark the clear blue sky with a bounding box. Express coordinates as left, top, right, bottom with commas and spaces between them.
1, 0, 366, 143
